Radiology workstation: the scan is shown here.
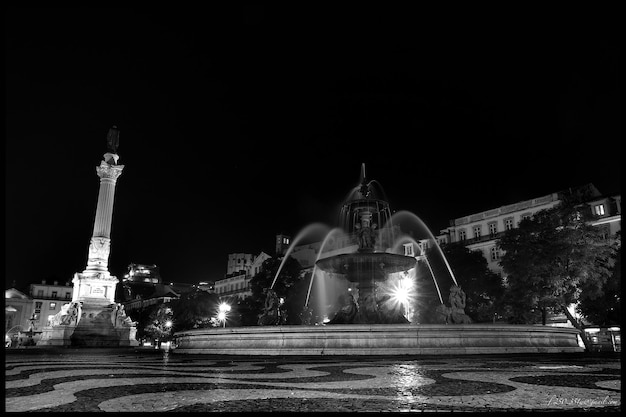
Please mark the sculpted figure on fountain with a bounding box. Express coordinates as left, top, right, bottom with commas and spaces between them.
328, 292, 358, 324
448, 285, 473, 324
258, 288, 282, 325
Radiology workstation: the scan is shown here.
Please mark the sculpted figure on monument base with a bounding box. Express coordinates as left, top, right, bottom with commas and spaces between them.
49, 302, 81, 326
111, 303, 134, 327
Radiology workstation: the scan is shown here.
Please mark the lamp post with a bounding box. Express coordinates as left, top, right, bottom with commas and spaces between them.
218, 303, 231, 328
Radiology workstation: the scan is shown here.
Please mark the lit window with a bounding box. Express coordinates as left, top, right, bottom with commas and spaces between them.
458, 229, 466, 241
594, 204, 605, 216
504, 218, 513, 231
473, 226, 482, 239
490, 247, 500, 261
403, 243, 415, 257
50, 302, 56, 309
488, 223, 497, 236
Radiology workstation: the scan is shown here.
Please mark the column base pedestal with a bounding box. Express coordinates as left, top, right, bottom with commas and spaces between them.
37, 304, 138, 347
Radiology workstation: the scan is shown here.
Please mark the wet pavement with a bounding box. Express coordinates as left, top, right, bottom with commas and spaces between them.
5, 347, 621, 412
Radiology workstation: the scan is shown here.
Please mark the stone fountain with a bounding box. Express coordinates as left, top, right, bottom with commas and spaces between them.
173, 165, 583, 355
315, 168, 416, 324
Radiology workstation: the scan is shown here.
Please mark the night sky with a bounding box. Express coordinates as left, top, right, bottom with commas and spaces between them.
5, 6, 621, 289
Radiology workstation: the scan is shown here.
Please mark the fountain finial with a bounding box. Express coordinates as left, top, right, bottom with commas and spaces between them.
359, 163, 370, 198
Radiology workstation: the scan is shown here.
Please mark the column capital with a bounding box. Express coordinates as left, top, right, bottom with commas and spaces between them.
96, 161, 124, 181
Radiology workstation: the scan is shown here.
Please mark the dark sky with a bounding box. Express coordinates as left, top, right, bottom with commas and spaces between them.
5, 6, 621, 289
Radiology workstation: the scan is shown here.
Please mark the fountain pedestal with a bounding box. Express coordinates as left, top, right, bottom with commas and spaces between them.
316, 251, 416, 324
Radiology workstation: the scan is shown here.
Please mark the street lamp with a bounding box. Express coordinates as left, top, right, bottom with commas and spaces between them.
218, 303, 231, 328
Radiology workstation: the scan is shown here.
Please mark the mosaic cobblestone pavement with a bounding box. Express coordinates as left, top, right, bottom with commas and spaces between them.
5, 349, 621, 412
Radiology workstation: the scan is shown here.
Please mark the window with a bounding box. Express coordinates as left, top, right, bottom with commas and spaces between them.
504, 218, 514, 231
37, 290, 43, 297
35, 302, 42, 309
65, 292, 71, 299
594, 204, 605, 216
51, 291, 57, 298
490, 247, 500, 261
521, 213, 531, 221
488, 222, 497, 236
458, 229, 466, 241
403, 243, 414, 257
473, 226, 482, 239
50, 302, 56, 309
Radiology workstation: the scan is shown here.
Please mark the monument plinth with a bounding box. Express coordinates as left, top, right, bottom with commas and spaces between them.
38, 126, 138, 347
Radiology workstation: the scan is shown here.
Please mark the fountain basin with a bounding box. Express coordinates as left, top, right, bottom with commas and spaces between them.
173, 324, 584, 355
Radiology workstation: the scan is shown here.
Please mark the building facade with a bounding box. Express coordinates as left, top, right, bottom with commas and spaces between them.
435, 184, 621, 277
5, 280, 74, 338
215, 251, 272, 299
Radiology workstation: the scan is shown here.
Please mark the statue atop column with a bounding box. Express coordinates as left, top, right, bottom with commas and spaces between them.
104, 125, 120, 165
107, 125, 120, 153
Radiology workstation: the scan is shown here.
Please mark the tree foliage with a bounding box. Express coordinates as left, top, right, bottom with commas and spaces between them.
170, 289, 221, 331
416, 243, 504, 323
242, 256, 307, 325
143, 303, 174, 342
577, 231, 621, 326
441, 243, 505, 322
497, 195, 616, 333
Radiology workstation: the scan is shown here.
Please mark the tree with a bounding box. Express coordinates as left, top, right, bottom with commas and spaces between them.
577, 231, 621, 326
497, 194, 615, 349
245, 256, 306, 325
415, 243, 504, 323
143, 303, 174, 346
170, 289, 221, 331
440, 243, 505, 322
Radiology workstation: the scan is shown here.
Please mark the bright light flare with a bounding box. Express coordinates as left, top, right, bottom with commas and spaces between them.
386, 275, 416, 321
165, 320, 173, 328
217, 302, 231, 328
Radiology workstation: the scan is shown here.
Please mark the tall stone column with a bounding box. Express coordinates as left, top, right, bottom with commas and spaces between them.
73, 153, 124, 306
84, 160, 124, 274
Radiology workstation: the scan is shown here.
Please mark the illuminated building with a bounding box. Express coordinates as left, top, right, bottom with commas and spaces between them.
215, 251, 272, 299
5, 280, 73, 342
436, 184, 621, 277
